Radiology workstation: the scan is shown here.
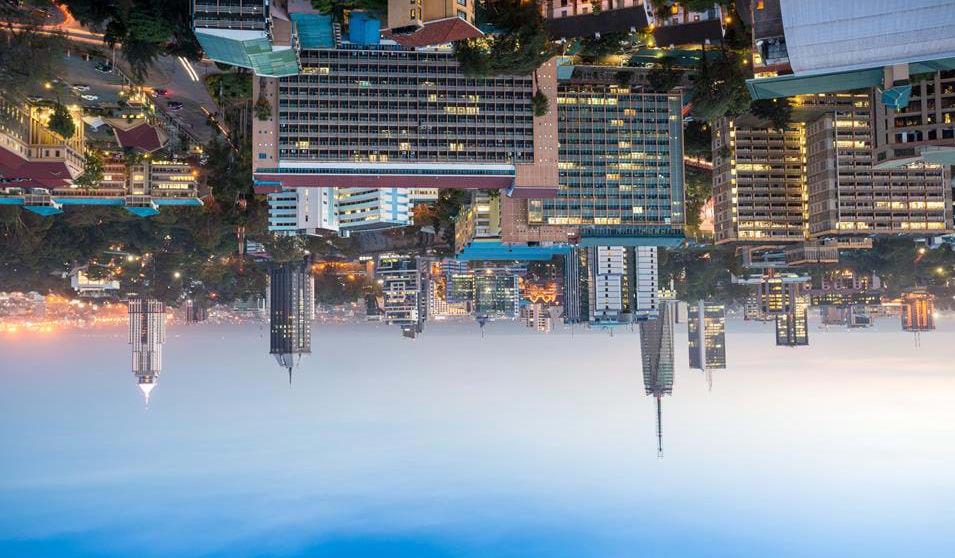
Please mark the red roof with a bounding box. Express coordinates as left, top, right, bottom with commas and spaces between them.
382, 17, 483, 48
112, 122, 165, 153
0, 145, 72, 189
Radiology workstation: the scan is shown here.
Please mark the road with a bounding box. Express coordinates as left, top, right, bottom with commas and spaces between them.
14, 4, 223, 144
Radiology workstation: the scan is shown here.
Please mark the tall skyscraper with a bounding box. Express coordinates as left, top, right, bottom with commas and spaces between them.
640, 303, 674, 457
268, 258, 315, 381
687, 301, 726, 390
128, 298, 166, 406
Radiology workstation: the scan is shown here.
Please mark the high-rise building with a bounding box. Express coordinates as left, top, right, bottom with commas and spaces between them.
775, 303, 809, 346
713, 94, 952, 244
518, 68, 686, 246
426, 259, 471, 319
524, 302, 554, 333
687, 301, 726, 372
472, 266, 521, 320
253, 46, 557, 195
128, 298, 166, 406
901, 289, 935, 332
268, 258, 315, 380
712, 119, 807, 244
640, 303, 674, 457
584, 245, 658, 325
747, 0, 955, 167
805, 98, 950, 236
376, 254, 424, 336
268, 187, 339, 235
337, 187, 412, 231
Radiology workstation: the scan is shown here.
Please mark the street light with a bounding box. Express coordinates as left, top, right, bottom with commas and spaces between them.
173, 271, 182, 279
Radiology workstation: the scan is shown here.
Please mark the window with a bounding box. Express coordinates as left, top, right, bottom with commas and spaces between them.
457, 9, 467, 18
457, 0, 466, 5
258, 153, 267, 159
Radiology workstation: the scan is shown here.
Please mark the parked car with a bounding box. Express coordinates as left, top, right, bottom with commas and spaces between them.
167, 101, 184, 111
94, 62, 112, 73
151, 88, 169, 98
80, 94, 99, 101
71, 84, 91, 91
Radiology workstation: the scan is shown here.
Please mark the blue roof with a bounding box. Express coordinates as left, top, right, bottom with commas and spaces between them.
348, 11, 380, 46
125, 206, 160, 217
24, 206, 63, 216
457, 241, 570, 261
292, 13, 335, 49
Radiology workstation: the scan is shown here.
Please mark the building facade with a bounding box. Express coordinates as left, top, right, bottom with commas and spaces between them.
687, 301, 726, 370
268, 258, 315, 375
268, 186, 339, 235
526, 74, 685, 245
128, 298, 166, 404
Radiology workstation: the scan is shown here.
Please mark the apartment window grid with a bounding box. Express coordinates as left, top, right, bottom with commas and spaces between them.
537, 87, 679, 227
277, 48, 536, 163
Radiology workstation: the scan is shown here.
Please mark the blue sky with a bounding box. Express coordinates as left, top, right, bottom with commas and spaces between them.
1, 318, 954, 557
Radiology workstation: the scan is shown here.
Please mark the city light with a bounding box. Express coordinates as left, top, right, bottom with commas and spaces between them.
173, 271, 182, 279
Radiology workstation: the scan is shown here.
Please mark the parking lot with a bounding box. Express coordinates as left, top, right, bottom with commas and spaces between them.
45, 52, 222, 145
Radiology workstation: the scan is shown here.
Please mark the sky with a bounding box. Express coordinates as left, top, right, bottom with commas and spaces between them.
1, 317, 954, 557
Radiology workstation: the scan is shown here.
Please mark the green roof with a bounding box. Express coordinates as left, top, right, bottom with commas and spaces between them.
195, 30, 299, 77
748, 57, 955, 100
248, 48, 300, 77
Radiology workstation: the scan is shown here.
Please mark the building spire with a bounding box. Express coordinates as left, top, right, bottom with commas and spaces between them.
656, 395, 663, 458
706, 368, 713, 392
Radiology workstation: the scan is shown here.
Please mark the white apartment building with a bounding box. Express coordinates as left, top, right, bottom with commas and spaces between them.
267, 187, 339, 236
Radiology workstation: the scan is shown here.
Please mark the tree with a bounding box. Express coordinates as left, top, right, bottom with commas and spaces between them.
647, 56, 684, 92
689, 51, 752, 122
47, 102, 76, 139
0, 19, 65, 97
532, 90, 549, 117
74, 151, 105, 189
750, 97, 793, 129
453, 0, 556, 77
577, 32, 630, 63
255, 96, 272, 121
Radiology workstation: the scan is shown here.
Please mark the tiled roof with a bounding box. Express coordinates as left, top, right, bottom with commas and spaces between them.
382, 17, 483, 48
652, 19, 724, 48
544, 7, 649, 40
0, 145, 72, 189
111, 121, 166, 153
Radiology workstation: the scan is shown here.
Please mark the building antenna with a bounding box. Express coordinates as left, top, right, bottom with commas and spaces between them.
656, 395, 663, 459
706, 368, 713, 392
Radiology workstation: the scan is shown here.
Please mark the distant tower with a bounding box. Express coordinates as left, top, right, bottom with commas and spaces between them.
128, 298, 166, 407
640, 303, 674, 457
269, 258, 314, 383
687, 301, 726, 391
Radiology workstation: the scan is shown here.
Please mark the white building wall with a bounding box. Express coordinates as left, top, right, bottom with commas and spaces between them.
267, 187, 339, 235
633, 246, 659, 316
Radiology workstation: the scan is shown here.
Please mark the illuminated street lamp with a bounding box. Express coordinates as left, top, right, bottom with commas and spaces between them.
173, 271, 182, 279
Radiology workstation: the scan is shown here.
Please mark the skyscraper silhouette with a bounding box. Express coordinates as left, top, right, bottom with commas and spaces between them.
640, 303, 674, 457
269, 258, 314, 383
128, 298, 166, 407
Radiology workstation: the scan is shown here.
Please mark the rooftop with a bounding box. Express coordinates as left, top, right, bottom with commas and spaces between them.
382, 17, 483, 48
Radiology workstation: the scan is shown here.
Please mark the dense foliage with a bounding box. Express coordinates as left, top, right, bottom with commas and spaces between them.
454, 0, 555, 77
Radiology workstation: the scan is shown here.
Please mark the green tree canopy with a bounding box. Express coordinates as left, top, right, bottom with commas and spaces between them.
750, 97, 793, 129
47, 102, 76, 139
74, 151, 105, 189
454, 0, 556, 77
